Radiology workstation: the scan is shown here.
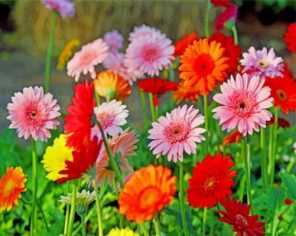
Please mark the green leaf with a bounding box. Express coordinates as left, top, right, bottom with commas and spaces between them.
280, 173, 296, 200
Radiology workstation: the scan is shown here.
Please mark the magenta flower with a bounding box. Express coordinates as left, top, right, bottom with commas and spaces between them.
7, 87, 60, 141
128, 24, 161, 42
148, 105, 206, 162
67, 38, 109, 81
41, 0, 75, 18
241, 47, 284, 79
213, 74, 273, 136
103, 30, 123, 54
124, 31, 175, 77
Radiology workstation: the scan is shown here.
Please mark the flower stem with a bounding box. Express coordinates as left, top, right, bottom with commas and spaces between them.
260, 127, 268, 187
80, 214, 86, 236
270, 108, 279, 185
93, 180, 103, 236
67, 183, 77, 236
44, 11, 56, 93
231, 25, 238, 45
242, 137, 252, 206
95, 92, 100, 105
204, 0, 211, 38
138, 88, 148, 129
30, 140, 37, 236
202, 207, 207, 236
169, 66, 175, 81
179, 162, 189, 236
203, 95, 209, 155
149, 93, 156, 121
153, 215, 161, 236
140, 223, 149, 236
64, 182, 71, 235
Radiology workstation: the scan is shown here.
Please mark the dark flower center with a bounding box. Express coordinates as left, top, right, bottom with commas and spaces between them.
276, 89, 287, 101
239, 102, 246, 109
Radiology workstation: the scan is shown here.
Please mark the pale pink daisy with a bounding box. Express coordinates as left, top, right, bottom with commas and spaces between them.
241, 47, 284, 79
93, 99, 129, 138
7, 87, 60, 141
148, 105, 206, 162
128, 24, 162, 42
124, 32, 175, 77
213, 73, 273, 136
67, 38, 109, 81
103, 30, 123, 54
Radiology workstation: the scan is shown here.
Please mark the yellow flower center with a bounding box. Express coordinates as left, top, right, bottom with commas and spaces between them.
3, 179, 15, 197
203, 177, 216, 191
139, 186, 161, 209
258, 60, 269, 68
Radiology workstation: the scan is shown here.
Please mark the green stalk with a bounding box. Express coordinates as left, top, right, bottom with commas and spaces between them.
153, 215, 161, 236
179, 162, 189, 236
260, 127, 267, 187
138, 88, 148, 129
30, 141, 37, 236
242, 137, 252, 206
95, 92, 100, 105
63, 203, 70, 235
80, 214, 86, 236
67, 183, 77, 236
73, 207, 95, 235
44, 11, 57, 93
204, 0, 211, 38
37, 200, 49, 232
270, 108, 279, 185
231, 25, 238, 45
287, 158, 295, 173
203, 95, 209, 155
140, 223, 149, 236
149, 93, 156, 121
169, 66, 175, 81
93, 180, 103, 236
202, 207, 207, 236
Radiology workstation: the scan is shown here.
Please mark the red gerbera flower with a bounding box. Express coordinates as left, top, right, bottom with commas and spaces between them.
138, 78, 178, 106
214, 3, 238, 31
187, 153, 236, 208
174, 32, 198, 56
265, 76, 296, 114
211, 0, 230, 7
64, 80, 96, 149
209, 33, 241, 76
218, 198, 265, 236
267, 117, 290, 129
284, 22, 296, 53
223, 130, 242, 145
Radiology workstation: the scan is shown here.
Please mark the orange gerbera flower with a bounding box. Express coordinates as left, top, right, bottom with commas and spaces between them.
94, 70, 131, 101
0, 167, 27, 211
179, 39, 229, 95
173, 80, 200, 103
223, 130, 242, 145
174, 32, 199, 56
119, 165, 176, 223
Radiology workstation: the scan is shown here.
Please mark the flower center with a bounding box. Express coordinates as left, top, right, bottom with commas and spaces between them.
96, 112, 115, 129
163, 122, 189, 144
258, 60, 269, 68
193, 54, 215, 77
203, 177, 216, 191
3, 179, 15, 197
139, 186, 161, 209
230, 91, 257, 118
25, 104, 41, 125
235, 214, 249, 226
276, 89, 287, 101
142, 45, 160, 63
80, 51, 97, 66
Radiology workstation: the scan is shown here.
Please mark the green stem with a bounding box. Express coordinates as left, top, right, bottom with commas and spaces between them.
37, 199, 49, 232
287, 158, 295, 173
179, 162, 189, 236
202, 207, 207, 236
30, 141, 37, 236
44, 11, 56, 93
260, 127, 267, 187
242, 137, 252, 206
80, 214, 86, 236
140, 223, 149, 236
204, 0, 211, 38
155, 105, 159, 120
270, 108, 279, 185
95, 92, 100, 105
231, 25, 238, 45
67, 183, 77, 236
73, 207, 95, 235
169, 66, 175, 81
153, 215, 161, 236
149, 93, 156, 121
64, 203, 70, 235
203, 95, 209, 155
138, 88, 149, 130
93, 180, 103, 236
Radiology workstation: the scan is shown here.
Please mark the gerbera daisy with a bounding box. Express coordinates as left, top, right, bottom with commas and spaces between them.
67, 38, 108, 81
174, 32, 198, 57
94, 71, 131, 101
187, 153, 236, 208
103, 30, 123, 54
173, 80, 200, 103
211, 0, 231, 7
179, 39, 229, 95
118, 165, 176, 223
218, 198, 265, 236
214, 3, 238, 31
94, 100, 129, 138
57, 38, 80, 71
128, 24, 162, 42
148, 105, 206, 162
138, 78, 178, 106
213, 74, 273, 136
124, 31, 175, 77
267, 117, 290, 129
64, 80, 95, 149
209, 33, 241, 75
7, 86, 60, 141
241, 47, 284, 79
41, 0, 75, 18
223, 130, 242, 145
0, 167, 27, 211
284, 22, 296, 53
264, 76, 296, 114
42, 134, 73, 181
107, 227, 139, 236
60, 190, 95, 209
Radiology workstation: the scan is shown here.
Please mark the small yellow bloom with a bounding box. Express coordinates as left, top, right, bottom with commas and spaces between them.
57, 38, 80, 71
42, 135, 73, 181
107, 227, 139, 236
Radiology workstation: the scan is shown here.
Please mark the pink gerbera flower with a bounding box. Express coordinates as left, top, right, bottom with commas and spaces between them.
93, 99, 129, 137
103, 30, 123, 54
148, 105, 206, 162
67, 38, 109, 81
129, 24, 162, 42
124, 31, 175, 77
213, 74, 273, 136
240, 47, 284, 79
7, 87, 60, 141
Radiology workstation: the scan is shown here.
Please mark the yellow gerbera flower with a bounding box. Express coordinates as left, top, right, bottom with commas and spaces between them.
57, 38, 80, 71
107, 227, 139, 236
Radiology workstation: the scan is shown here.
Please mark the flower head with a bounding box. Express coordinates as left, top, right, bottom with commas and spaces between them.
60, 189, 95, 207
241, 47, 284, 79
173, 80, 200, 103
284, 22, 296, 53
267, 117, 290, 129
174, 32, 198, 57
148, 105, 206, 162
57, 38, 80, 71
129, 24, 161, 42
213, 74, 273, 136
223, 130, 242, 145
187, 153, 236, 208
214, 3, 238, 31
218, 198, 265, 236
179, 39, 229, 95
41, 0, 75, 18
107, 227, 139, 236
119, 165, 176, 223
67, 39, 108, 81
0, 167, 27, 211
7, 86, 60, 141
94, 71, 131, 101
103, 30, 124, 54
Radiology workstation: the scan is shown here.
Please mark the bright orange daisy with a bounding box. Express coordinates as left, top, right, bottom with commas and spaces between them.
173, 80, 200, 103
94, 70, 131, 101
0, 167, 27, 211
118, 165, 176, 223
179, 39, 229, 95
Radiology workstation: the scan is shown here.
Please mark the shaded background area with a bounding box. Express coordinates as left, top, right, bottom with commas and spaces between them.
0, 0, 295, 132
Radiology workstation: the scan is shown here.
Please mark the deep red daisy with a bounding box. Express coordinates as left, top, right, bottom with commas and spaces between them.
284, 22, 296, 53
138, 78, 178, 106
174, 32, 198, 56
265, 76, 296, 114
267, 117, 290, 129
64, 80, 96, 149
211, 0, 230, 7
209, 33, 241, 76
218, 198, 265, 236
223, 130, 242, 146
214, 3, 238, 31
187, 153, 236, 208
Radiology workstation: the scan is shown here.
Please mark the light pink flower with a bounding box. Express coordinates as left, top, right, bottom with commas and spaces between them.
213, 74, 273, 136
148, 105, 206, 162
7, 87, 60, 141
67, 38, 108, 81
124, 31, 175, 77
103, 30, 123, 54
129, 24, 162, 42
41, 0, 75, 18
240, 47, 284, 79
93, 100, 129, 138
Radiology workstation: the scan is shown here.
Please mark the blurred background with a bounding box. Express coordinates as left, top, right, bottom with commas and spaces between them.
0, 0, 295, 132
